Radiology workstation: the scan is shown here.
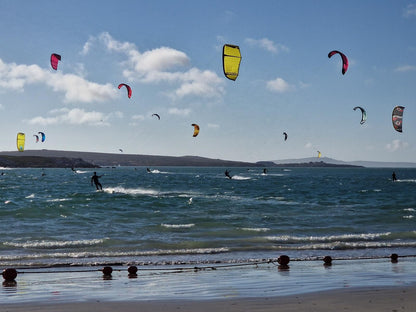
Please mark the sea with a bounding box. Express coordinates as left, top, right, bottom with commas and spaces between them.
1, 166, 415, 302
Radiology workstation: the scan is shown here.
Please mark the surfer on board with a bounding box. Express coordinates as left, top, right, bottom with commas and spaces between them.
392, 171, 397, 182
225, 169, 232, 179
91, 172, 103, 190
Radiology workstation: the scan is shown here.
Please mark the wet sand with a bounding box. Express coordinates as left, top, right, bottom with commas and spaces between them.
1, 286, 414, 312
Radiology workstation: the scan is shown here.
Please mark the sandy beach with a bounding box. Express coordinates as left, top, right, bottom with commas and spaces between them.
1, 285, 414, 312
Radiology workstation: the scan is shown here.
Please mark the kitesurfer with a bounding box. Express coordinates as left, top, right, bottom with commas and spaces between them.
91, 172, 103, 190
392, 171, 397, 182
263, 168, 268, 174
146, 168, 151, 173
225, 170, 232, 179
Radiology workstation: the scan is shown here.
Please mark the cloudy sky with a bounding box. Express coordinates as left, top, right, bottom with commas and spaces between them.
0, 1, 415, 162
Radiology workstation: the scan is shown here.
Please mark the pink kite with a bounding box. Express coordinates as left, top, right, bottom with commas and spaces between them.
50, 53, 61, 70
328, 50, 348, 75
118, 83, 132, 98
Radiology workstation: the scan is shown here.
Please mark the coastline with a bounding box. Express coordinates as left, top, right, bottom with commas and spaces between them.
1, 285, 415, 312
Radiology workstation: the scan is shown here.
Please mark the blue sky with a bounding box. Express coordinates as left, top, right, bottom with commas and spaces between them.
0, 0, 415, 162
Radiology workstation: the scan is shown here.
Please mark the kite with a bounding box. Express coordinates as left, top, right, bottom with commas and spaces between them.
33, 135, 39, 143
317, 151, 321, 158
118, 83, 132, 98
328, 50, 348, 75
17, 132, 25, 152
392, 106, 405, 133
353, 106, 367, 125
119, 149, 123, 152
223, 44, 241, 81
191, 123, 200, 137
50, 53, 61, 70
152, 113, 160, 120
283, 132, 288, 141
38, 132, 46, 142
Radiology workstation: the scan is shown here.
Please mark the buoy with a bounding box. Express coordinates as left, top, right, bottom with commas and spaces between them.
2, 268, 17, 281
128, 266, 138, 277
277, 255, 290, 266
390, 253, 399, 263
323, 256, 332, 266
102, 266, 113, 276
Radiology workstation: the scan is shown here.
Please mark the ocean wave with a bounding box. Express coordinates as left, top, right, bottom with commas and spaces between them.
104, 186, 159, 196
47, 198, 71, 202
240, 227, 270, 232
230, 175, 251, 180
281, 241, 416, 251
3, 238, 107, 249
265, 232, 393, 243
161, 223, 195, 229
0, 247, 230, 262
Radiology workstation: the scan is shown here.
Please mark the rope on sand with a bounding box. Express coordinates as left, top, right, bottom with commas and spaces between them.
3, 253, 415, 282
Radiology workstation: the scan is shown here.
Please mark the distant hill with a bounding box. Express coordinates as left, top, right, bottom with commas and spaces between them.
0, 150, 261, 168
271, 157, 416, 168
0, 155, 96, 168
257, 160, 362, 168
1, 150, 414, 168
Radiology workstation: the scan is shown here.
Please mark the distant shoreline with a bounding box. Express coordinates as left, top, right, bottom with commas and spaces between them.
0, 150, 413, 168
0, 150, 363, 168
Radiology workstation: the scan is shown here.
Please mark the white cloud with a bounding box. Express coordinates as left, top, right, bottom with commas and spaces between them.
245, 38, 289, 54
404, 4, 416, 17
168, 107, 191, 116
304, 142, 313, 149
87, 32, 224, 99
266, 77, 293, 93
129, 114, 145, 126
0, 58, 118, 103
80, 36, 95, 55
395, 65, 416, 72
131, 114, 145, 121
208, 123, 220, 129
385, 139, 409, 152
27, 108, 109, 126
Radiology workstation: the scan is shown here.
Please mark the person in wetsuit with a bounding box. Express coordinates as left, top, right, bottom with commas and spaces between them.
225, 169, 232, 179
392, 171, 397, 182
91, 172, 103, 190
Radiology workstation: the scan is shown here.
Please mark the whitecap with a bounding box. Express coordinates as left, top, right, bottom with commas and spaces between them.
161, 223, 195, 229
240, 227, 270, 232
231, 175, 251, 180
104, 186, 159, 196
47, 198, 70, 202
25, 194, 35, 199
3, 238, 107, 249
265, 232, 392, 242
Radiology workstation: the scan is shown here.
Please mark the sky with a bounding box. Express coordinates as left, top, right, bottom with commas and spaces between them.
0, 0, 415, 163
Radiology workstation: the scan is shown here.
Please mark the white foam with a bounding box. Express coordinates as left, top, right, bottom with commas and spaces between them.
104, 186, 159, 196
25, 194, 35, 199
161, 223, 195, 229
74, 170, 89, 174
3, 238, 106, 248
47, 198, 70, 202
240, 227, 270, 232
265, 232, 392, 242
231, 175, 251, 180
397, 179, 416, 183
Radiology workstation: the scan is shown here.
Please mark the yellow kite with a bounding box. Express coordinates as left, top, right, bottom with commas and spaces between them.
222, 44, 241, 81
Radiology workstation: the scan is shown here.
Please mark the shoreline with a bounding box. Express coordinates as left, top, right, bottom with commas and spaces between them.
1, 285, 415, 311
1, 257, 415, 307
